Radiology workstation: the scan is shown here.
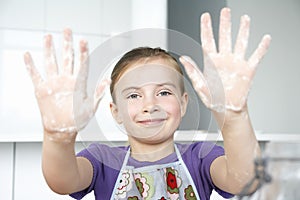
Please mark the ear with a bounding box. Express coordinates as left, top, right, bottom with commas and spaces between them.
110, 102, 123, 124
180, 92, 188, 117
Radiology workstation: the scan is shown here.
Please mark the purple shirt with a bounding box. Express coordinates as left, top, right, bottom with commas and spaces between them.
70, 142, 233, 200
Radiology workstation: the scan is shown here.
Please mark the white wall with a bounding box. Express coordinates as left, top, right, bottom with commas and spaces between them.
0, 0, 167, 139
227, 0, 300, 133
0, 0, 167, 199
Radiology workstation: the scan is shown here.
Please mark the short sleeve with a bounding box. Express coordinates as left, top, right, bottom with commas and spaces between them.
69, 143, 126, 200
180, 142, 234, 199
200, 143, 234, 198
69, 147, 101, 199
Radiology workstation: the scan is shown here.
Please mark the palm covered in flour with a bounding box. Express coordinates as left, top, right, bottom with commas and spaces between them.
180, 8, 271, 112
24, 29, 108, 136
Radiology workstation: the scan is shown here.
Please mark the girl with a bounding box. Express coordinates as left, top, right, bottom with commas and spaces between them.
24, 8, 271, 200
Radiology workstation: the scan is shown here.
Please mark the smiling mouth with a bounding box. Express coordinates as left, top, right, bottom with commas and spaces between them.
137, 118, 166, 126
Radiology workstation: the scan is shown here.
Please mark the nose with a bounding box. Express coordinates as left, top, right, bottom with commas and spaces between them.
142, 96, 160, 113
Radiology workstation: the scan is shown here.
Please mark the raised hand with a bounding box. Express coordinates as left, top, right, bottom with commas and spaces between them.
180, 7, 271, 112
24, 29, 109, 140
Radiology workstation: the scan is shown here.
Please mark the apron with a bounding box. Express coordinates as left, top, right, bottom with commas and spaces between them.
110, 144, 201, 200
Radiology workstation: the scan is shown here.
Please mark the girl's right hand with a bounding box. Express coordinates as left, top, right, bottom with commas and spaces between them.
24, 28, 109, 140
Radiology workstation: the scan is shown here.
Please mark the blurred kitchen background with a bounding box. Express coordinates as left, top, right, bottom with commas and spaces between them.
0, 0, 299, 199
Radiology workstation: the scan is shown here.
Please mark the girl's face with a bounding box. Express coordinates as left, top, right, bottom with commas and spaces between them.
110, 59, 188, 144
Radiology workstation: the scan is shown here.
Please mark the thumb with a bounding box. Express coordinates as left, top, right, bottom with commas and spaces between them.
179, 55, 207, 93
24, 52, 43, 88
93, 78, 111, 112
179, 55, 212, 109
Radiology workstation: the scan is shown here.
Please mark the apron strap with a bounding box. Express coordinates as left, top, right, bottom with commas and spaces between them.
174, 144, 201, 199
109, 147, 131, 200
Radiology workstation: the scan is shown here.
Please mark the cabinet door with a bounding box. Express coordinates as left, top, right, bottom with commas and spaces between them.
0, 143, 13, 200
14, 142, 95, 200
14, 143, 69, 199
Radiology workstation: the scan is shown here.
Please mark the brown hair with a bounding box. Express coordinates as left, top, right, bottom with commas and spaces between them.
110, 47, 184, 100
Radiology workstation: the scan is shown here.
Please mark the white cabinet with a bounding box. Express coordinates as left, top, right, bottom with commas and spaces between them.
0, 143, 13, 200
13, 142, 94, 200
14, 142, 58, 200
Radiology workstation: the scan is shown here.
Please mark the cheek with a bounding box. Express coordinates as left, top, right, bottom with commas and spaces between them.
161, 98, 182, 116
121, 100, 142, 119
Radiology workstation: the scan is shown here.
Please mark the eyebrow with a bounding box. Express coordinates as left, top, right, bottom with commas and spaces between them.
121, 82, 177, 94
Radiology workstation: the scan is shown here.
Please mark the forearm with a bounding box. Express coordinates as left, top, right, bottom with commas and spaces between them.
42, 131, 83, 194
24, 29, 99, 195
214, 106, 261, 191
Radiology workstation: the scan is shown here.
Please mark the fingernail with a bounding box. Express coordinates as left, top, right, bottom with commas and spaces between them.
80, 40, 88, 51
264, 34, 272, 41
44, 35, 54, 50
180, 55, 198, 67
201, 12, 210, 22
242, 14, 251, 22
24, 52, 30, 64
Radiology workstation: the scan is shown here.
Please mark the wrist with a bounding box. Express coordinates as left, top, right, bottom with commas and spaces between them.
213, 105, 250, 131
44, 129, 77, 143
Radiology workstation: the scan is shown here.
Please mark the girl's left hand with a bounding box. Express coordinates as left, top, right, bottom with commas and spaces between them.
180, 7, 271, 112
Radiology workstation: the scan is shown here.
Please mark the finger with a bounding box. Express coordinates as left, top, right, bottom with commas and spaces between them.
202, 49, 226, 109
44, 34, 58, 78
234, 15, 250, 59
94, 78, 111, 112
62, 28, 74, 75
201, 12, 217, 54
179, 56, 210, 102
76, 40, 89, 94
24, 52, 44, 87
248, 34, 272, 69
219, 7, 232, 54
